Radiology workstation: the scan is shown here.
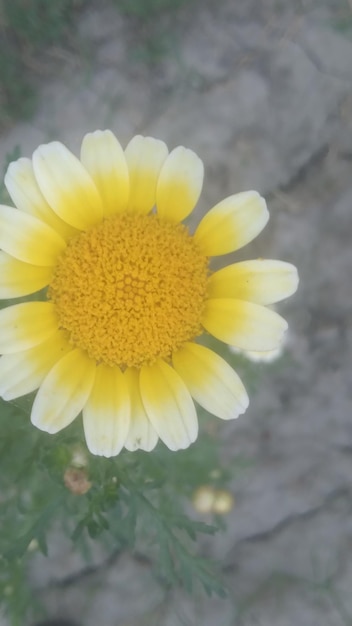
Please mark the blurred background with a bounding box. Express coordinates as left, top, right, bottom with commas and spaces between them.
0, 0, 352, 624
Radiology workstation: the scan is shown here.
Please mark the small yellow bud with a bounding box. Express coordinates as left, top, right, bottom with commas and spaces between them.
192, 485, 216, 514
212, 489, 235, 515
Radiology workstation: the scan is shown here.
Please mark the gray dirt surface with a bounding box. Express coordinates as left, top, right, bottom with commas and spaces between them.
1, 0, 352, 624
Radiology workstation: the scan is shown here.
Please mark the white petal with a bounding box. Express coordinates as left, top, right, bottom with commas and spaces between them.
83, 364, 130, 457
80, 130, 129, 217
156, 146, 204, 222
0, 302, 59, 353
202, 298, 288, 351
139, 359, 198, 451
5, 157, 77, 240
208, 260, 299, 304
124, 367, 158, 452
172, 343, 249, 420
0, 252, 52, 298
31, 349, 96, 434
0, 204, 66, 266
32, 142, 103, 230
0, 331, 71, 400
194, 191, 269, 255
124, 135, 168, 214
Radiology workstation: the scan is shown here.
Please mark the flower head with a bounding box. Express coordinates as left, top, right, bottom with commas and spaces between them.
0, 131, 298, 456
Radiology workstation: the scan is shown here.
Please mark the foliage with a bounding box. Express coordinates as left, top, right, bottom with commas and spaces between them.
0, 391, 243, 624
0, 0, 196, 128
2, 0, 79, 48
114, 0, 189, 20
112, 0, 194, 65
0, 0, 82, 127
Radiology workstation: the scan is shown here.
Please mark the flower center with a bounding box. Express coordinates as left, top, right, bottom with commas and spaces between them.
48, 214, 209, 368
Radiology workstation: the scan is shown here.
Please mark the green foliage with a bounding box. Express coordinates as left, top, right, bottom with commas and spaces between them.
0, 0, 194, 128
113, 0, 193, 66
2, 0, 78, 48
131, 31, 177, 65
331, 15, 352, 36
0, 0, 81, 127
114, 0, 189, 20
0, 394, 242, 624
321, 0, 352, 37
0, 44, 36, 123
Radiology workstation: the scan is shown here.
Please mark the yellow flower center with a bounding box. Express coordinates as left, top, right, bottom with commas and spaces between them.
48, 214, 209, 368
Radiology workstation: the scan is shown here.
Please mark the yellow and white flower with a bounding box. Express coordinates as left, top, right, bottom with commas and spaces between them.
0, 131, 298, 457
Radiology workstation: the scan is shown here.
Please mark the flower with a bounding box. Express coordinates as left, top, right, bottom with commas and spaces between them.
0, 131, 298, 457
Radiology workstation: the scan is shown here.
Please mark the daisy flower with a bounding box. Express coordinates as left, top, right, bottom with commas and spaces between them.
0, 131, 298, 457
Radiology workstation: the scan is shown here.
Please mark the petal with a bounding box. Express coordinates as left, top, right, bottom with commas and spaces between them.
0, 252, 52, 298
80, 130, 130, 218
208, 260, 299, 304
0, 302, 59, 353
139, 359, 198, 451
31, 349, 96, 434
4, 158, 77, 240
202, 298, 288, 351
194, 191, 269, 256
156, 146, 204, 222
0, 330, 71, 400
172, 343, 249, 420
124, 135, 168, 214
32, 142, 103, 230
232, 345, 285, 363
0, 205, 66, 266
83, 364, 130, 457
124, 367, 158, 452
